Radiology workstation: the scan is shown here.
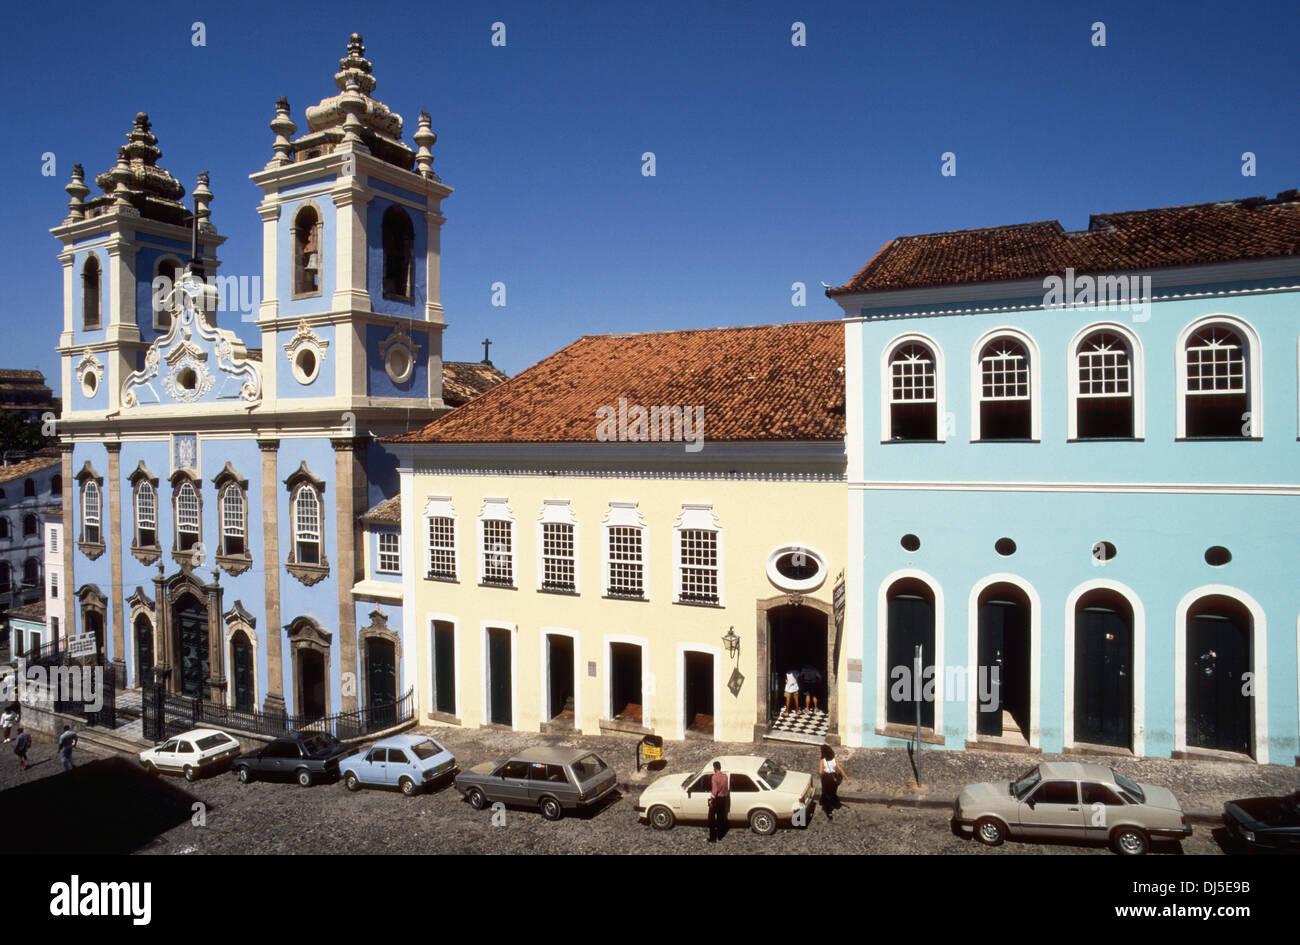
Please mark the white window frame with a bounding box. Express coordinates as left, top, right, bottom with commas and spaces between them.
376, 531, 401, 575
175, 481, 201, 549
536, 499, 579, 594
673, 503, 724, 606
1175, 314, 1262, 439
293, 484, 322, 563
82, 480, 101, 544
880, 333, 945, 442
602, 501, 647, 600
424, 495, 458, 581
477, 497, 515, 588
970, 327, 1042, 441
219, 483, 247, 556
1067, 322, 1145, 440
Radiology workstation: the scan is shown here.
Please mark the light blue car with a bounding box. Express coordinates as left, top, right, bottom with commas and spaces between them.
339, 734, 458, 796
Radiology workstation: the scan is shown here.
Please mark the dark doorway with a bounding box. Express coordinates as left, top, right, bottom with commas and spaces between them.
231, 630, 254, 713
134, 615, 154, 687
546, 634, 574, 723
684, 651, 714, 734
174, 595, 209, 700
298, 649, 326, 720
1186, 598, 1252, 756
1074, 594, 1133, 749
487, 627, 512, 726
85, 609, 105, 661
609, 642, 643, 723
366, 637, 397, 724
976, 584, 1031, 740
885, 581, 935, 728
768, 605, 827, 721
432, 620, 455, 716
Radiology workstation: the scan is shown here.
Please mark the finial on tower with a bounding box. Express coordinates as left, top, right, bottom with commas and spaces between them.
415, 110, 439, 180
193, 171, 214, 232
269, 96, 296, 168
64, 163, 89, 221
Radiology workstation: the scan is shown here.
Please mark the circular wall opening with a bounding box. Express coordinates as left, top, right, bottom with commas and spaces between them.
176, 367, 198, 392
81, 372, 98, 397
900, 534, 920, 553
386, 346, 413, 384
764, 544, 828, 592
994, 537, 1017, 557
1092, 540, 1117, 563
1204, 546, 1231, 567
295, 347, 318, 383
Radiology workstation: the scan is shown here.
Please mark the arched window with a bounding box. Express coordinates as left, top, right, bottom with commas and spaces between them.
22, 514, 38, 537
82, 480, 101, 544
381, 205, 415, 300
977, 335, 1033, 440
135, 480, 157, 548
887, 341, 939, 440
1184, 324, 1249, 438
175, 480, 200, 552
292, 205, 321, 297
22, 557, 39, 590
50, 475, 62, 498
220, 484, 246, 556
0, 518, 9, 539
154, 258, 180, 331
23, 478, 35, 498
82, 255, 101, 330
1075, 330, 1134, 438
294, 485, 322, 565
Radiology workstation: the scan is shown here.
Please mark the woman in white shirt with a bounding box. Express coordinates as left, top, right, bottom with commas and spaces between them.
783, 670, 800, 716
818, 744, 851, 818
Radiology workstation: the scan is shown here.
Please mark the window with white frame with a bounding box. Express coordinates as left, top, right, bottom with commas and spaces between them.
888, 341, 939, 440
424, 496, 457, 580
1185, 324, 1249, 438
283, 463, 329, 583
175, 480, 200, 552
48, 528, 58, 555
82, 480, 101, 545
377, 531, 401, 574
128, 465, 159, 553
603, 501, 646, 600
978, 336, 1033, 440
50, 571, 58, 599
537, 499, 578, 593
674, 503, 722, 605
1076, 330, 1134, 438
218, 485, 244, 555
294, 486, 322, 565
478, 498, 514, 588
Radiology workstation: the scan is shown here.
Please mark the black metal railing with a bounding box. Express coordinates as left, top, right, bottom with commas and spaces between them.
147, 686, 415, 743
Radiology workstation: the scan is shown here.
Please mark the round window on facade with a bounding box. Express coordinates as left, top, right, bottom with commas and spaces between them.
765, 544, 828, 593
1204, 545, 1231, 567
385, 345, 414, 384
900, 534, 921, 553
294, 346, 320, 384
81, 371, 98, 397
994, 537, 1017, 557
176, 367, 198, 392
1091, 540, 1117, 563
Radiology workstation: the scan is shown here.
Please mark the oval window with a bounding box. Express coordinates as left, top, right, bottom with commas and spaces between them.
294, 347, 319, 384
994, 537, 1017, 557
386, 345, 413, 384
900, 534, 921, 553
765, 544, 827, 592
1204, 546, 1231, 567
81, 372, 98, 397
1091, 540, 1116, 563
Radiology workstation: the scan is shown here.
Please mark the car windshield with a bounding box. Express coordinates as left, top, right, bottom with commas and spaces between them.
569, 753, 608, 781
409, 739, 442, 761
1012, 767, 1042, 799
757, 759, 787, 790
195, 734, 231, 751
1112, 771, 1145, 804
303, 735, 332, 755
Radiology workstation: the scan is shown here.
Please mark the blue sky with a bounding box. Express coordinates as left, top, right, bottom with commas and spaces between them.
4, 0, 1297, 383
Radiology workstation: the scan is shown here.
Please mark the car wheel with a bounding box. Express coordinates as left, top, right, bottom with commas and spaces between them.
183, 765, 197, 783
466, 787, 488, 810
344, 772, 361, 792
1111, 826, 1149, 856
974, 817, 1006, 847
540, 796, 563, 821
144, 761, 157, 775
296, 769, 312, 788
749, 808, 778, 836
648, 805, 675, 831
400, 777, 417, 797
237, 766, 252, 784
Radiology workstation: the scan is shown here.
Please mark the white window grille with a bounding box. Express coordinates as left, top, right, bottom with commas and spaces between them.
428, 517, 456, 579
981, 339, 1030, 400
176, 481, 200, 550
221, 485, 246, 555
541, 523, 576, 591
679, 529, 719, 603
1186, 326, 1246, 394
377, 532, 401, 574
890, 343, 937, 402
83, 481, 101, 544
1078, 331, 1132, 397
294, 486, 321, 564
482, 520, 513, 586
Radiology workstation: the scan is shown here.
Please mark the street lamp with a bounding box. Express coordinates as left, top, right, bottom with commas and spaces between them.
722, 626, 740, 659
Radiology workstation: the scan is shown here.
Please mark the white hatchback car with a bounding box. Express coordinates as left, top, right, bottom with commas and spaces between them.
635, 755, 814, 835
139, 728, 242, 782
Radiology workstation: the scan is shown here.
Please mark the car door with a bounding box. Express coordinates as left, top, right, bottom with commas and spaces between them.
175, 740, 196, 771
681, 772, 713, 823
1018, 780, 1086, 840
154, 739, 179, 772
498, 760, 532, 804
1080, 781, 1126, 841
388, 748, 413, 787
729, 773, 763, 824
363, 747, 388, 785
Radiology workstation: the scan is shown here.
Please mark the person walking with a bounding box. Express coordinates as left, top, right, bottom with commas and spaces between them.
58, 725, 77, 773
783, 669, 801, 717
818, 744, 851, 819
707, 761, 730, 843
800, 665, 823, 716
13, 727, 31, 771
0, 707, 17, 742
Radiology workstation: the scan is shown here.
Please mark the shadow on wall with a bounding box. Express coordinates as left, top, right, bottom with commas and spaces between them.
3, 757, 204, 854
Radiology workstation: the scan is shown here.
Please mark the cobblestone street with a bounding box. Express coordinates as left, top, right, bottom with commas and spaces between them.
2, 727, 1292, 854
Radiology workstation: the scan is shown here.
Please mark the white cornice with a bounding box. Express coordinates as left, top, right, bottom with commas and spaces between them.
400, 439, 847, 470
850, 479, 1300, 495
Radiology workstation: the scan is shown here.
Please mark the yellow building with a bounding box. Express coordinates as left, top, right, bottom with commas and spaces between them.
387, 321, 847, 745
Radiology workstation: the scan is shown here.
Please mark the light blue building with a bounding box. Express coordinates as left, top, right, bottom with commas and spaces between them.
830, 193, 1300, 765
50, 35, 455, 721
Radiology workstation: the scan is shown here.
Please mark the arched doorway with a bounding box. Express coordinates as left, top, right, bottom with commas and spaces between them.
768, 605, 828, 722
365, 636, 397, 725
1074, 590, 1133, 750
886, 579, 935, 729
231, 630, 255, 713
1186, 595, 1253, 756
976, 582, 1031, 742
84, 609, 105, 662
134, 614, 154, 686
299, 649, 326, 720
174, 594, 210, 699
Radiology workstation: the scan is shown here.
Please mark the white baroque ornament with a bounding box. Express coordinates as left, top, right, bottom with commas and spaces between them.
75, 349, 103, 397
284, 319, 330, 384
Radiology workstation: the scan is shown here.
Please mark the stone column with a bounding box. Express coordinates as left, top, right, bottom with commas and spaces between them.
206, 570, 226, 706
258, 439, 285, 716
330, 182, 372, 314
151, 565, 172, 691
105, 442, 126, 686
332, 436, 368, 712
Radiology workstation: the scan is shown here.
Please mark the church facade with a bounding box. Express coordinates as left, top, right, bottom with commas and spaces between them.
52, 35, 453, 720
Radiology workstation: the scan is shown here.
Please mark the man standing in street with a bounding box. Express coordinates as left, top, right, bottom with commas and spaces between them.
13, 727, 31, 771
58, 724, 77, 773
708, 760, 729, 843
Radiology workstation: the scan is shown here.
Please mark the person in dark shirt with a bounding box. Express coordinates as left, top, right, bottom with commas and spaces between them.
13, 727, 32, 771
708, 761, 730, 843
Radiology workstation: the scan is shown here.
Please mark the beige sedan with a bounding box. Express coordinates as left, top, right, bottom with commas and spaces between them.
635, 755, 814, 835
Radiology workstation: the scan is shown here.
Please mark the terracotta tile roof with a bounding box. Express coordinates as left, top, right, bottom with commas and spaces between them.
829, 190, 1300, 296
391, 321, 845, 444
359, 494, 401, 525
0, 453, 60, 486
442, 361, 509, 408
3, 600, 46, 622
